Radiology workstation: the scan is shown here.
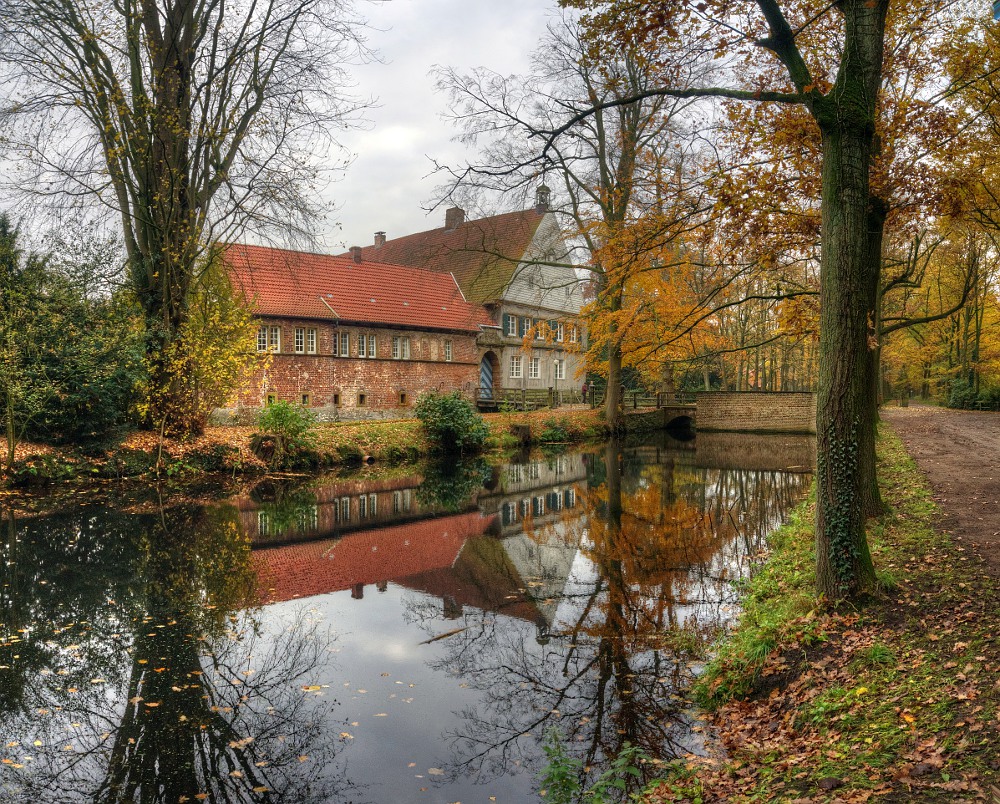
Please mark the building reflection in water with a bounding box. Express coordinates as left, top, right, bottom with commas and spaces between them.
243, 434, 812, 795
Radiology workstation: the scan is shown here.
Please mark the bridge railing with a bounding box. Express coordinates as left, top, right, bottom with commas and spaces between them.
474, 387, 585, 411
589, 389, 697, 409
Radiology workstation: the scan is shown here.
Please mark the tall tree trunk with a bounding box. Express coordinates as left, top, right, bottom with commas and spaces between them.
859, 198, 888, 518
811, 0, 886, 599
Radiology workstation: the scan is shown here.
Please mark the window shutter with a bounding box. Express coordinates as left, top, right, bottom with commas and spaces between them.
519, 316, 527, 337
502, 313, 511, 333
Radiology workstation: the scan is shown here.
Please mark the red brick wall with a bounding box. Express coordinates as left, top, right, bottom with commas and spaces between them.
696, 392, 816, 434
229, 318, 480, 418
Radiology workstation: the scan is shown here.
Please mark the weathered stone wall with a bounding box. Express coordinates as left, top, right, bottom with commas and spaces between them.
696, 392, 817, 434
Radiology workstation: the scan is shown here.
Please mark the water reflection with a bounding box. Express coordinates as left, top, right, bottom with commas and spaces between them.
1, 431, 812, 802
0, 503, 351, 803
407, 438, 811, 795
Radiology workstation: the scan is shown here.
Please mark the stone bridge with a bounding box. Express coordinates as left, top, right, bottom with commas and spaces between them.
625, 391, 816, 436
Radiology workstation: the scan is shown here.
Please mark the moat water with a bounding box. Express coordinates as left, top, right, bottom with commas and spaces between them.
0, 431, 813, 803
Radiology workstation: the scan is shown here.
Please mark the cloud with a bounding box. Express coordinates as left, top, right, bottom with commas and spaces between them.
322, 0, 552, 249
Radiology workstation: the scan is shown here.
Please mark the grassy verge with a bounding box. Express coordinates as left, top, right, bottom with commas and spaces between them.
645, 427, 1000, 803
2, 407, 608, 486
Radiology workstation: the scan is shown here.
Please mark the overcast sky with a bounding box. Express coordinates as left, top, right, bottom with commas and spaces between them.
319, 0, 555, 251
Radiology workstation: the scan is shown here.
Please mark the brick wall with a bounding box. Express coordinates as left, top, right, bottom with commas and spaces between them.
226, 317, 480, 420
695, 391, 817, 434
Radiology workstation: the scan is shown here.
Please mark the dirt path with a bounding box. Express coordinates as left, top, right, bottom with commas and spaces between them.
883, 405, 1000, 574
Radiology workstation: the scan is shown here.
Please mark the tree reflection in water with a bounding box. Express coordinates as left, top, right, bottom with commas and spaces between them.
0, 497, 352, 803
404, 439, 810, 797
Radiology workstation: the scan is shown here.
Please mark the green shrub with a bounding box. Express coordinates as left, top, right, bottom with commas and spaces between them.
7, 454, 78, 486
947, 378, 977, 409
253, 401, 317, 468
414, 391, 489, 454
976, 385, 1000, 411
417, 458, 491, 511
102, 446, 159, 478
538, 417, 570, 443
538, 728, 649, 803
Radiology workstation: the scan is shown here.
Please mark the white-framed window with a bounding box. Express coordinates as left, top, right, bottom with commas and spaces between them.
506, 315, 517, 337
554, 359, 565, 381
444, 340, 452, 362
359, 494, 367, 519
534, 319, 543, 340
294, 327, 305, 353
392, 489, 412, 513
338, 332, 350, 356
529, 357, 540, 379
556, 322, 565, 342
392, 336, 411, 359
533, 496, 545, 516
357, 333, 376, 357
569, 325, 579, 344
502, 501, 518, 526
368, 493, 377, 517
340, 497, 351, 522
258, 325, 281, 352
297, 505, 319, 532
510, 355, 522, 379
307, 328, 317, 354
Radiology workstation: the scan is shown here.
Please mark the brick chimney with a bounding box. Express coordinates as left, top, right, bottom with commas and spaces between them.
445, 207, 465, 230
350, 246, 362, 263
374, 231, 386, 248
535, 183, 551, 213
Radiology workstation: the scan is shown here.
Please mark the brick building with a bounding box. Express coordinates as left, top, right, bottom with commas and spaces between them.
350, 187, 587, 403
224, 243, 491, 419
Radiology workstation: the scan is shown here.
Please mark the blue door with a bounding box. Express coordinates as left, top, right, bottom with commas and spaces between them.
479, 356, 494, 399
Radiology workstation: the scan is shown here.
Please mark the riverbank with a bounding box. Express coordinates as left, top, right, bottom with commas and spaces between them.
1, 406, 607, 488
645, 426, 1000, 802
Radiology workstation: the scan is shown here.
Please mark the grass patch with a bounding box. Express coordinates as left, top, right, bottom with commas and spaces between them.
647, 426, 1000, 802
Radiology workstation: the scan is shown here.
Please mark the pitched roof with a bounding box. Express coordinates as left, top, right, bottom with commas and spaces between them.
251, 510, 496, 604
224, 243, 491, 332
352, 209, 548, 304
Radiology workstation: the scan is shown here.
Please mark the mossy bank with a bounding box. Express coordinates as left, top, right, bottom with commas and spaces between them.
2, 407, 608, 488
643, 427, 1000, 803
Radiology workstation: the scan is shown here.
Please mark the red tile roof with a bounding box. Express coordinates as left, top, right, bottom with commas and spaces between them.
396, 535, 548, 625
351, 209, 547, 304
224, 243, 492, 332
252, 510, 496, 604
